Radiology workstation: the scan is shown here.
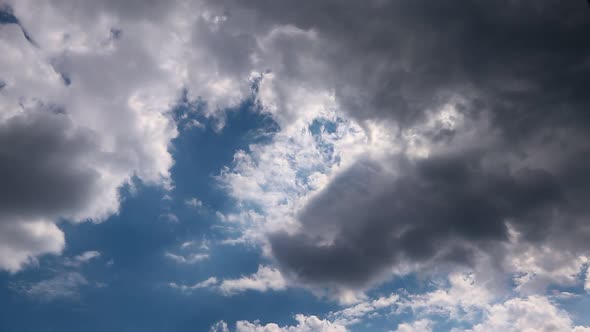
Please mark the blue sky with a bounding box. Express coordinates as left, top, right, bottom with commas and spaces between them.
1, 1, 590, 331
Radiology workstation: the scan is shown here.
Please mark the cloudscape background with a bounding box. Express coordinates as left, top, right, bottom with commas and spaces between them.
1, 0, 590, 331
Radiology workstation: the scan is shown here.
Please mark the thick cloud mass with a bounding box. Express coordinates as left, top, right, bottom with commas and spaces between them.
201, 0, 590, 290
2, 0, 590, 302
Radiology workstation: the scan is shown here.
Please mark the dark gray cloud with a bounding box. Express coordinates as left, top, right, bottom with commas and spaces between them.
198, 0, 590, 290
207, 0, 590, 131
270, 151, 583, 289
0, 111, 100, 220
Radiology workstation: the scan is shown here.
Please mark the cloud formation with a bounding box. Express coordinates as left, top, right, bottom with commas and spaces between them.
0, 0, 259, 271
209, 0, 590, 295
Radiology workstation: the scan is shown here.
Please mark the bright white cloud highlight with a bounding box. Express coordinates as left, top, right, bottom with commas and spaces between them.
219, 265, 287, 295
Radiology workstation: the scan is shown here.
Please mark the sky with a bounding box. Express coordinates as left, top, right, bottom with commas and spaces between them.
1, 1, 590, 331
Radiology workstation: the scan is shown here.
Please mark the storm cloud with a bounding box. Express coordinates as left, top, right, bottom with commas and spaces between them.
202, 0, 590, 290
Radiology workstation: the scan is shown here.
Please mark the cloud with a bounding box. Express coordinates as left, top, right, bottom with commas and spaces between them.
4, 1, 590, 322
185, 197, 203, 208
207, 291, 399, 330
168, 265, 286, 295
209, 0, 590, 296
169, 277, 218, 293
12, 272, 89, 301
331, 293, 399, 325
63, 250, 101, 267
219, 265, 287, 295
215, 315, 348, 332
0, 0, 263, 272
400, 272, 493, 322
394, 319, 433, 332
210, 321, 230, 332
456, 296, 590, 332
164, 252, 209, 264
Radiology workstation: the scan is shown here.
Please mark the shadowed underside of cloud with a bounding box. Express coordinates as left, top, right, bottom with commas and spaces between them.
2, 0, 590, 311
204, 0, 590, 292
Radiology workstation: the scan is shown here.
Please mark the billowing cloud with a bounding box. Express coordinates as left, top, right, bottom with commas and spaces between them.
210, 0, 590, 296
219, 265, 287, 295
3, 3, 590, 328
395, 319, 433, 332
457, 296, 590, 332
0, 0, 260, 271
213, 315, 348, 332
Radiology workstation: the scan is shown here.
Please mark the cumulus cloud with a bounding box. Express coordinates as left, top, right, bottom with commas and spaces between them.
3, 1, 590, 324
169, 265, 286, 295
219, 265, 287, 295
209, 0, 590, 296
456, 296, 590, 332
185, 197, 203, 208
0, 0, 262, 271
214, 315, 348, 332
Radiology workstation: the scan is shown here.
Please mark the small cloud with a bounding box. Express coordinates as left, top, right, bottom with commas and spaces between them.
180, 239, 210, 251
185, 197, 203, 208
394, 319, 432, 332
209, 321, 229, 332
160, 212, 179, 223
169, 277, 218, 293
63, 251, 101, 267
12, 272, 89, 302
184, 119, 205, 130
585, 266, 590, 293
164, 252, 209, 264
219, 265, 287, 295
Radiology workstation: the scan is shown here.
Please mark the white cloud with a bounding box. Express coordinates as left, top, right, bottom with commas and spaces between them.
185, 197, 203, 208
164, 252, 209, 264
0, 0, 261, 272
210, 321, 230, 332
331, 293, 399, 325
169, 277, 218, 293
504, 227, 588, 295
168, 265, 285, 295
394, 319, 433, 332
219, 265, 287, 295
63, 250, 101, 267
13, 272, 89, 301
216, 106, 372, 248
401, 272, 494, 322
160, 213, 180, 223
234, 315, 348, 332
457, 296, 590, 332
0, 219, 64, 273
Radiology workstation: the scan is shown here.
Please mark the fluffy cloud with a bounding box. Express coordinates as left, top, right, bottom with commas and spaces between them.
164, 252, 209, 264
457, 296, 590, 332
209, 0, 590, 296
3, 1, 590, 322
169, 277, 218, 293
213, 315, 348, 332
0, 0, 262, 271
394, 319, 433, 332
169, 265, 286, 295
63, 250, 101, 267
219, 265, 287, 295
